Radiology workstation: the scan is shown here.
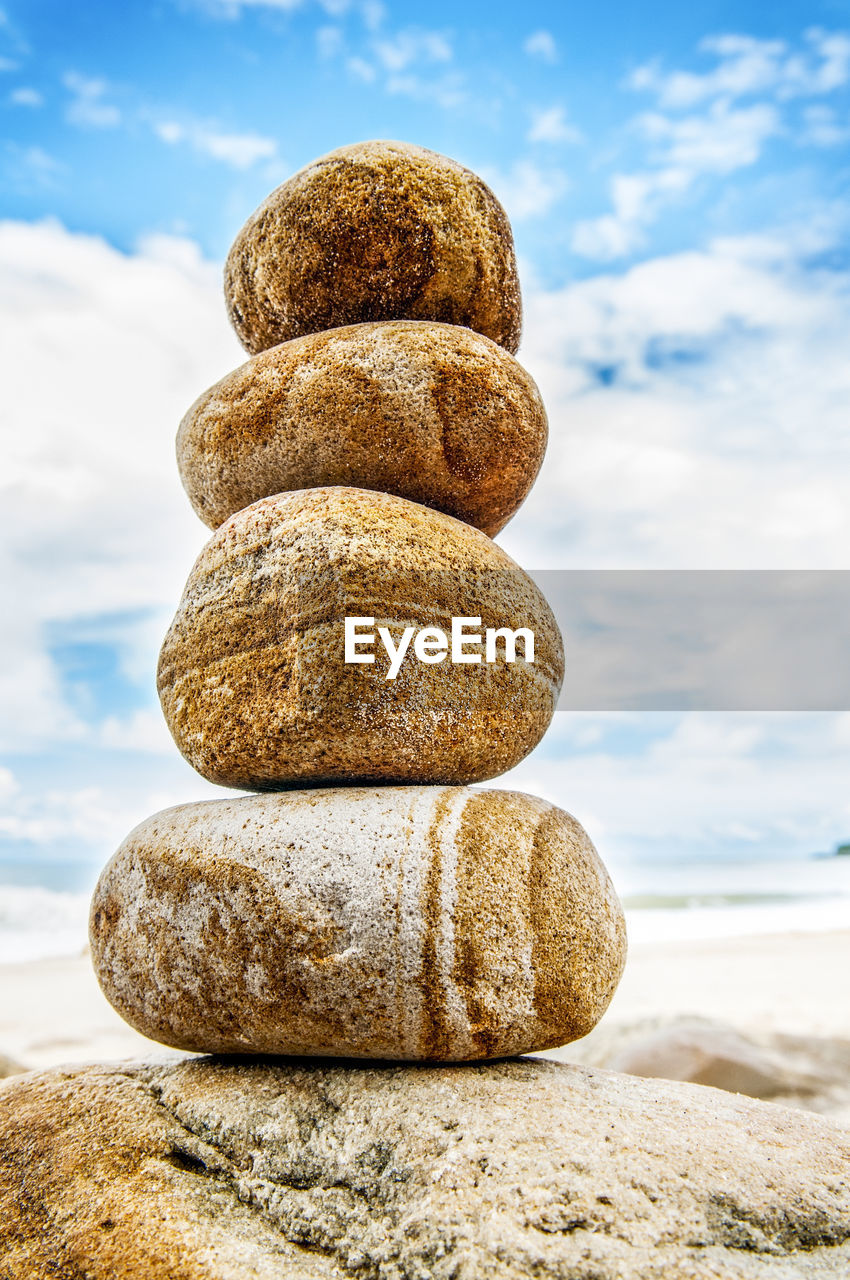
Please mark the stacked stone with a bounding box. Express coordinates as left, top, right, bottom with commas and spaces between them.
89, 140, 627, 1062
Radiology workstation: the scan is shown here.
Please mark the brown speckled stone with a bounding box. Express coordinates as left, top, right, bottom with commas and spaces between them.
224, 140, 522, 354
4, 1057, 850, 1280
177, 320, 547, 536
157, 487, 563, 790
89, 787, 626, 1060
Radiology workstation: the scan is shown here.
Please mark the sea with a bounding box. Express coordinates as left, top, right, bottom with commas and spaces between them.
1, 852, 849, 964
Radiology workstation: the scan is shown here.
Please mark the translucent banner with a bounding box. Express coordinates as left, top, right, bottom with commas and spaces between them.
530, 571, 850, 711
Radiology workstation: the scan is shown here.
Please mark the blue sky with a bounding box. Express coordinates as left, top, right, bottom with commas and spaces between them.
6, 0, 850, 274
3, 0, 850, 882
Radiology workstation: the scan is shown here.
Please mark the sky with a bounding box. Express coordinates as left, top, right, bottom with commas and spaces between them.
3, 0, 850, 885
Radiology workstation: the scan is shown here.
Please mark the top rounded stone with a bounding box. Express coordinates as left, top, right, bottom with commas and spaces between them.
224, 140, 522, 354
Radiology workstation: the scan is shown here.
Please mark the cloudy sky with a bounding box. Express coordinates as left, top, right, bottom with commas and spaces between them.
2, 0, 850, 882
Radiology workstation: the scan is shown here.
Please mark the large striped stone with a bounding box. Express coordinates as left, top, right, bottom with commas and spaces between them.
89, 787, 626, 1060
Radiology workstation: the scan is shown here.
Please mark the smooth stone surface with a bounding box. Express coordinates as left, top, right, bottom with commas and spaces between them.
177, 320, 547, 536
3, 1057, 850, 1280
157, 487, 564, 790
224, 140, 521, 355
89, 787, 626, 1059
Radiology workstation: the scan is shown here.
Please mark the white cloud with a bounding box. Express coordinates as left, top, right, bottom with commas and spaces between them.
347, 55, 375, 82
801, 103, 850, 146
185, 0, 367, 17
6, 217, 849, 770
97, 709, 179, 755
0, 766, 225, 862
356, 25, 461, 106
573, 100, 780, 260
154, 120, 182, 144
63, 71, 121, 129
6, 144, 64, 186
527, 105, 582, 145
501, 713, 850, 861
383, 70, 465, 109
189, 0, 309, 15
180, 128, 277, 168
0, 219, 243, 752
572, 168, 690, 260
316, 19, 462, 106
804, 27, 850, 93
9, 85, 42, 107
153, 118, 278, 168
373, 28, 451, 72
639, 99, 780, 173
0, 785, 132, 847
630, 28, 850, 109
573, 29, 850, 261
571, 213, 639, 261
630, 36, 785, 108
483, 160, 569, 221
360, 0, 384, 29
502, 230, 850, 573
316, 23, 342, 57
524, 30, 558, 64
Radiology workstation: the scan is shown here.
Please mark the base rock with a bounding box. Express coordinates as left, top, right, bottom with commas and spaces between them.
1, 1056, 849, 1279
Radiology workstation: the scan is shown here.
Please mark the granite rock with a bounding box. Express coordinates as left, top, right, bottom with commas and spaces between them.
90, 787, 626, 1059
224, 140, 521, 354
177, 320, 547, 536
2, 1056, 849, 1278
157, 487, 564, 790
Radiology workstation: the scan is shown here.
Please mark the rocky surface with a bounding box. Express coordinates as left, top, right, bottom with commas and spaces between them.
224, 140, 522, 355
551, 1014, 850, 1123
2, 1055, 850, 1279
157, 487, 564, 790
90, 787, 626, 1059
177, 319, 547, 536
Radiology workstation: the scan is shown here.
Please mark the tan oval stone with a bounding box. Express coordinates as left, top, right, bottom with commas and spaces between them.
157, 487, 563, 790
89, 787, 627, 1059
177, 321, 547, 536
224, 140, 521, 354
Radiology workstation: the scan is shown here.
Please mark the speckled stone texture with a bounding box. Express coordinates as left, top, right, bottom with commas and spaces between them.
3, 1057, 850, 1280
89, 787, 626, 1059
157, 487, 564, 790
224, 140, 522, 355
177, 320, 547, 536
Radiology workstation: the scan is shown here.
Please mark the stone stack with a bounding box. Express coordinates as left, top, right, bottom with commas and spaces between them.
89, 140, 627, 1061
7, 144, 850, 1280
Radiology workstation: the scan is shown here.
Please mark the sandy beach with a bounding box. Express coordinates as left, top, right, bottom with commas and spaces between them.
2, 928, 848, 1077
604, 927, 850, 1038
